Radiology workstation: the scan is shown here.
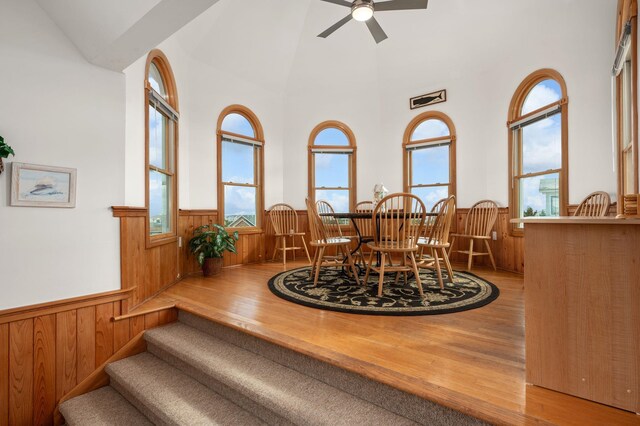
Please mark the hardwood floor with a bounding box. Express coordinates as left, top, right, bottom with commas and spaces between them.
132, 261, 639, 426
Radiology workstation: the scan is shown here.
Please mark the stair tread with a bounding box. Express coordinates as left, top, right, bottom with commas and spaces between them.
145, 322, 417, 425
106, 352, 265, 426
59, 385, 152, 426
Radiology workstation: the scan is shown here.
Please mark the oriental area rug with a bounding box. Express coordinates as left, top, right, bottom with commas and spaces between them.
268, 267, 500, 316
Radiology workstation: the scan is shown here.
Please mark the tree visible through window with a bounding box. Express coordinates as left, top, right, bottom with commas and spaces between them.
403, 112, 456, 211
218, 107, 264, 229
308, 122, 356, 213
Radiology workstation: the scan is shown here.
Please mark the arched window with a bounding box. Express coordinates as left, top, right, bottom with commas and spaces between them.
403, 111, 456, 211
308, 121, 357, 213
217, 105, 264, 229
145, 50, 179, 245
508, 69, 568, 231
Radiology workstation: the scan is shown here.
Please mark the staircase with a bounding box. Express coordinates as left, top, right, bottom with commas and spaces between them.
60, 311, 484, 425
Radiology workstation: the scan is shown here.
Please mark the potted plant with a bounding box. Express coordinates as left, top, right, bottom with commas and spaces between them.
189, 223, 239, 276
0, 135, 15, 174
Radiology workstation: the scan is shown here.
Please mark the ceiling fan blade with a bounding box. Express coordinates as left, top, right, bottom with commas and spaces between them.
375, 0, 429, 11
318, 14, 353, 38
318, 0, 352, 7
366, 16, 388, 44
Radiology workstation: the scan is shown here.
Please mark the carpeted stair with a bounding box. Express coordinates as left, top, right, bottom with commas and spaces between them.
60, 310, 485, 425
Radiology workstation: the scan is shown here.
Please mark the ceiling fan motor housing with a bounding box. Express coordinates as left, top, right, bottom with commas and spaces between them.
352, 0, 375, 21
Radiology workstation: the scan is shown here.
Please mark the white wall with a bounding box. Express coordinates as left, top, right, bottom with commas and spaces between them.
0, 0, 125, 309
283, 0, 618, 208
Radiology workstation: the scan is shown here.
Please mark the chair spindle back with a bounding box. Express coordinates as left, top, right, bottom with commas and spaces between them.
268, 203, 298, 235
424, 195, 456, 245
316, 200, 343, 238
465, 200, 498, 237
306, 198, 326, 243
354, 201, 374, 238
574, 191, 611, 217
372, 193, 426, 249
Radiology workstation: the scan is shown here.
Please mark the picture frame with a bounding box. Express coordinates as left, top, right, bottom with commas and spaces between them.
410, 89, 447, 110
11, 162, 77, 208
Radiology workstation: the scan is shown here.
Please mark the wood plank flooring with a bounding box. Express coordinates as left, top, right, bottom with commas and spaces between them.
132, 261, 640, 426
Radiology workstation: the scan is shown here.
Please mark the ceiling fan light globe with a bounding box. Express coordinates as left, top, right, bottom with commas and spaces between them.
352, 4, 374, 21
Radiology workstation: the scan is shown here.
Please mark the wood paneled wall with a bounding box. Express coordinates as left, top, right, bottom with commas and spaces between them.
0, 290, 176, 426
113, 207, 180, 310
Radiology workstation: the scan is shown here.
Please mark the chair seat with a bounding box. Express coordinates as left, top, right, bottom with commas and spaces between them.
311, 237, 353, 246
449, 233, 490, 240
275, 232, 307, 237
417, 237, 450, 248
366, 240, 419, 252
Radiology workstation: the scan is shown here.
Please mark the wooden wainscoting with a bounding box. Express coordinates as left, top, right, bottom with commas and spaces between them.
178, 210, 266, 277
112, 207, 180, 311
0, 290, 176, 426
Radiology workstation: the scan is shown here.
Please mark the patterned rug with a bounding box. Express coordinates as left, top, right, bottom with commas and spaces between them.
268, 266, 500, 316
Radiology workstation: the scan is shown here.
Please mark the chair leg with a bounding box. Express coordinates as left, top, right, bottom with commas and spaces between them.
377, 253, 386, 297
291, 236, 296, 261
448, 236, 456, 257
344, 245, 360, 286
363, 249, 374, 285
467, 239, 474, 271
300, 236, 312, 263
433, 249, 444, 290
441, 247, 455, 284
409, 252, 424, 297
272, 237, 279, 262
484, 240, 497, 271
313, 247, 324, 286
309, 248, 319, 279
282, 237, 288, 267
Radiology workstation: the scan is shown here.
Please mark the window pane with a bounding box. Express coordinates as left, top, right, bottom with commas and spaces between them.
521, 113, 561, 174
149, 105, 167, 169
149, 170, 170, 235
221, 113, 255, 138
410, 119, 449, 141
521, 79, 562, 115
148, 62, 166, 98
316, 189, 350, 213
314, 127, 349, 146
222, 141, 255, 184
411, 145, 449, 185
411, 185, 448, 212
224, 185, 257, 227
315, 153, 349, 188
518, 172, 559, 221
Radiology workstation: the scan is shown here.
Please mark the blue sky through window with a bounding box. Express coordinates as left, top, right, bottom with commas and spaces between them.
521, 79, 561, 115
221, 113, 255, 138
411, 145, 449, 185
411, 119, 449, 141
222, 141, 254, 184
148, 63, 166, 98
315, 153, 349, 188
314, 127, 349, 146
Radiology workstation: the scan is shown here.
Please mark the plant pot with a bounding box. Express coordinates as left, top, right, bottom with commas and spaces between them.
202, 257, 223, 277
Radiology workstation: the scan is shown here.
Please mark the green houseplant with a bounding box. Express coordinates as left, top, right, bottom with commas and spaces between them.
0, 135, 15, 174
189, 223, 239, 276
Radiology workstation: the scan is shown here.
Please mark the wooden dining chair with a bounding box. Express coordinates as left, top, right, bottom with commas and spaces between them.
417, 195, 456, 289
315, 200, 344, 239
573, 191, 611, 217
268, 203, 311, 266
306, 199, 360, 287
448, 199, 498, 271
363, 193, 426, 297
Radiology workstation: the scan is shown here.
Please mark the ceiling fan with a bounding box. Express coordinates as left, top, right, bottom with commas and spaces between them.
318, 0, 429, 44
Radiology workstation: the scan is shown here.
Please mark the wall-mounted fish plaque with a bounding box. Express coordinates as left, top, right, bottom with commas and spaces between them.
410, 89, 446, 110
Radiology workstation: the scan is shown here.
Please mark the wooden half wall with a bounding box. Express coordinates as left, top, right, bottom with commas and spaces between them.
0, 290, 176, 426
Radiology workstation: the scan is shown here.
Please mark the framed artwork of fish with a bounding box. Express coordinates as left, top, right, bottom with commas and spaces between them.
410, 89, 446, 110
11, 162, 76, 208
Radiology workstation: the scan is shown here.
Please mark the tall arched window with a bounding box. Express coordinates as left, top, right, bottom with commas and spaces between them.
403, 111, 456, 211
508, 69, 568, 232
217, 105, 264, 229
308, 121, 357, 213
145, 50, 179, 245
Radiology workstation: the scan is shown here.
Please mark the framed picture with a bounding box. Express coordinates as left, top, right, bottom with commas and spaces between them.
410, 89, 447, 110
11, 162, 77, 208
